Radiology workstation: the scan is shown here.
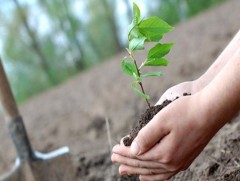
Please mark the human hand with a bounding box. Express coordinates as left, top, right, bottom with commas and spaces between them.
112, 92, 222, 180
112, 31, 240, 181
156, 80, 202, 105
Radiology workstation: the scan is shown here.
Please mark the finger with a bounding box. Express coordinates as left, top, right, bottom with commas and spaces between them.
119, 164, 171, 176
139, 172, 176, 181
111, 153, 166, 169
112, 144, 134, 158
138, 132, 175, 164
130, 111, 170, 156
112, 141, 174, 170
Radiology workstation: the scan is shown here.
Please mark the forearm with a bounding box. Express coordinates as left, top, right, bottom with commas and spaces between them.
200, 49, 240, 129
196, 30, 240, 90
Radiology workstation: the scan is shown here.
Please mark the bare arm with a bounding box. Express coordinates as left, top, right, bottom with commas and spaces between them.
196, 30, 240, 91
157, 30, 240, 104
200, 48, 240, 128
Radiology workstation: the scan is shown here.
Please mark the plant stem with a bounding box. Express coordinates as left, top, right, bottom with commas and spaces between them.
139, 81, 151, 108
130, 53, 151, 108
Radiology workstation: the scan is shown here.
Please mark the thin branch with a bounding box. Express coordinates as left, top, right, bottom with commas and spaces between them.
130, 53, 151, 108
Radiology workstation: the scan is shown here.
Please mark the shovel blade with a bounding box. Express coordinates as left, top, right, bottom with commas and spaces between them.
31, 153, 75, 181
0, 160, 35, 181
0, 147, 76, 181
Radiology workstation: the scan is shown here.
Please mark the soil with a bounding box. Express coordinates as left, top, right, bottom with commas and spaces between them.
123, 93, 190, 146
123, 93, 191, 146
123, 99, 173, 146
76, 153, 139, 181
1, 0, 240, 180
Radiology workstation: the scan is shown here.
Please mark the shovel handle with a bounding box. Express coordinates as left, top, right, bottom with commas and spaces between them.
0, 58, 34, 161
0, 58, 20, 121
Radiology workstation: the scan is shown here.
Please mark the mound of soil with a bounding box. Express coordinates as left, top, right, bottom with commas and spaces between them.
76, 152, 139, 181
123, 99, 173, 146
172, 129, 240, 181
74, 125, 240, 181
123, 93, 190, 146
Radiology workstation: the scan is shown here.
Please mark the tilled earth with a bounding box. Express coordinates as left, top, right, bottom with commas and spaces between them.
0, 0, 240, 180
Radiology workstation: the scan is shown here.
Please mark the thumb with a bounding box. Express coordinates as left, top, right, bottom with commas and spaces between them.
130, 113, 169, 156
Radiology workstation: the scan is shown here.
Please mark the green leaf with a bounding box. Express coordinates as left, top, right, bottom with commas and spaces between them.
128, 25, 143, 41
142, 71, 163, 77
144, 58, 169, 66
133, 2, 141, 24
131, 82, 150, 99
121, 59, 138, 77
148, 43, 173, 59
133, 73, 143, 83
129, 36, 146, 51
139, 17, 174, 42
128, 3, 142, 40
146, 34, 163, 42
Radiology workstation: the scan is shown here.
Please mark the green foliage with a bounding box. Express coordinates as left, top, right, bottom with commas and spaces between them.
131, 82, 150, 99
147, 43, 173, 59
142, 71, 163, 78
121, 59, 138, 77
144, 58, 169, 67
128, 3, 173, 52
121, 2, 174, 106
0, 0, 224, 103
149, 0, 225, 25
186, 0, 225, 17
150, 0, 183, 25
129, 37, 146, 51
138, 17, 173, 42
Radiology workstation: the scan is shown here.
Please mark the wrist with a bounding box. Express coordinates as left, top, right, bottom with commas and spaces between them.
192, 90, 226, 134
191, 78, 208, 94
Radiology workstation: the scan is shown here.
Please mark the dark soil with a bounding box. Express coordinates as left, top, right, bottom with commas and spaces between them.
76, 130, 240, 181
123, 93, 190, 146
123, 99, 173, 146
76, 152, 139, 181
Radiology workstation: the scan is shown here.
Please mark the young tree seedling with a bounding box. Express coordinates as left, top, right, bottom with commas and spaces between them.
121, 2, 174, 108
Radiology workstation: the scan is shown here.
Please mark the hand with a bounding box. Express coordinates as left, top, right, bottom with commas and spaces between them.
156, 80, 202, 105
112, 92, 222, 180
112, 31, 240, 181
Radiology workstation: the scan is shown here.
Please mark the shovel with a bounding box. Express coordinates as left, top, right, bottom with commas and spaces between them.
0, 58, 75, 181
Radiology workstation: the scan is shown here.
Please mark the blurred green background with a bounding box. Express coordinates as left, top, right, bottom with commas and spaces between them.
0, 0, 225, 103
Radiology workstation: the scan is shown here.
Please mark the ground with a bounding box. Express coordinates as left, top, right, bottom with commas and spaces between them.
0, 0, 240, 180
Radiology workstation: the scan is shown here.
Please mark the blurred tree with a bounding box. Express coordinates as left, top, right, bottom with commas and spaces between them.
0, 0, 226, 102
86, 0, 123, 62
12, 0, 57, 85
123, 0, 132, 24
39, 0, 87, 70
1, 0, 78, 101
149, 0, 185, 25
101, 0, 122, 52
186, 0, 225, 16
87, 0, 115, 59
2, 27, 50, 101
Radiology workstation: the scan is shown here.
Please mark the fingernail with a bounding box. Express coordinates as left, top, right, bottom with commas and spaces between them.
131, 141, 140, 155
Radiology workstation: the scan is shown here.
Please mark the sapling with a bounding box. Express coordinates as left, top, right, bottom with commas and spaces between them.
120, 2, 175, 146
121, 2, 174, 108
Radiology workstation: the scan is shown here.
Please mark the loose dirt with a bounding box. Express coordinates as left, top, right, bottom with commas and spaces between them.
123, 93, 190, 146
0, 0, 240, 180
123, 99, 173, 146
